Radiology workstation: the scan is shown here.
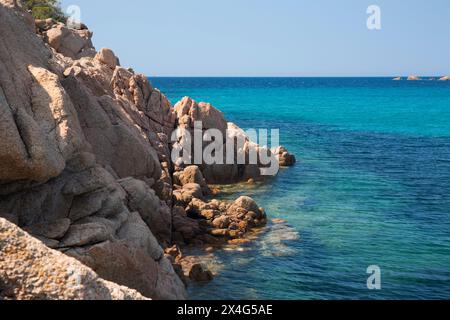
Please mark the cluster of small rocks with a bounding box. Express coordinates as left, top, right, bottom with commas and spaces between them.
172, 166, 267, 247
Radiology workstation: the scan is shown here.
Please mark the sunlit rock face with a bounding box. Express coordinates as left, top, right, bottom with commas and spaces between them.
0, 2, 185, 300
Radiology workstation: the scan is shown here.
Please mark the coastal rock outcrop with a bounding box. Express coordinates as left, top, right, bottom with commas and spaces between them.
407, 75, 421, 81
95, 48, 120, 69
273, 146, 296, 167
0, 2, 184, 300
439, 76, 450, 81
188, 264, 214, 282
0, 218, 148, 300
0, 1, 296, 298
45, 23, 96, 59
172, 97, 287, 184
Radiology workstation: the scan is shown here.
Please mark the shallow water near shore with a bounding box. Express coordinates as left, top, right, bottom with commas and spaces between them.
152, 77, 450, 300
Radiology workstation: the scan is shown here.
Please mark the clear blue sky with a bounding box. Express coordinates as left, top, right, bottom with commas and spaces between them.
61, 0, 450, 77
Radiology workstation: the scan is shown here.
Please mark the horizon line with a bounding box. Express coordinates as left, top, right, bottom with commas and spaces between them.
148, 75, 449, 78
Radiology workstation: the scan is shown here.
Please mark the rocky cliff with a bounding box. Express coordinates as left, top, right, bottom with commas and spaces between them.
0, 0, 186, 300
0, 1, 294, 300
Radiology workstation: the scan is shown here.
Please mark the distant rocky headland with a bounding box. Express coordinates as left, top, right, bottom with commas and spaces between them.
0, 1, 295, 300
393, 75, 450, 81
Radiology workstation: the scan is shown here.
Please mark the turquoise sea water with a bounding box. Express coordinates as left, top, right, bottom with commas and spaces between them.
151, 77, 450, 300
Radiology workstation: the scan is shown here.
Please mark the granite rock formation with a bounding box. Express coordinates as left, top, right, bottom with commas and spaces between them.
0, 1, 183, 300
0, 218, 148, 300
0, 0, 295, 299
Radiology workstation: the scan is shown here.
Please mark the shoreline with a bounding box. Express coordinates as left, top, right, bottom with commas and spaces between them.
0, 3, 295, 300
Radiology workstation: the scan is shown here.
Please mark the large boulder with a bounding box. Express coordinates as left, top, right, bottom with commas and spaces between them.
232, 196, 260, 213
23, 218, 71, 240
119, 177, 172, 246
188, 264, 213, 282
0, 8, 89, 185
172, 97, 284, 184
45, 24, 96, 59
174, 96, 228, 135
273, 146, 296, 167
0, 218, 147, 300
95, 48, 120, 69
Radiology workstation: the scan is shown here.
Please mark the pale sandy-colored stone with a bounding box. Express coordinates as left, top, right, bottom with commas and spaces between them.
0, 218, 148, 300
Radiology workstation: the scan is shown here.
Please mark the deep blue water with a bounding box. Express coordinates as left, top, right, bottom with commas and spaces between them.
151, 77, 450, 300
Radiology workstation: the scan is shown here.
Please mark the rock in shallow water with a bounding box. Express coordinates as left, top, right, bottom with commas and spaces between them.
95, 48, 120, 69
188, 264, 214, 282
273, 146, 296, 167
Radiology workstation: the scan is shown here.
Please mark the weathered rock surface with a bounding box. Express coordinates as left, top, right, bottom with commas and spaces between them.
45, 24, 96, 59
273, 146, 296, 167
23, 218, 71, 240
0, 218, 148, 300
173, 183, 205, 206
0, 2, 184, 300
407, 75, 421, 81
0, 1, 296, 298
172, 97, 286, 184
439, 76, 450, 81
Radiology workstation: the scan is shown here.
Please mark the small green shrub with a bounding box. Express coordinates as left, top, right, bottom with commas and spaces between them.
24, 0, 67, 23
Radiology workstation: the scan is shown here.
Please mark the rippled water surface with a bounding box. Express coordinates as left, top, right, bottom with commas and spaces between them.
151, 77, 450, 299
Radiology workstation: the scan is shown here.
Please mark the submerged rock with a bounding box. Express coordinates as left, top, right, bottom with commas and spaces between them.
95, 48, 120, 69
172, 97, 294, 184
0, 2, 297, 299
175, 195, 266, 246
45, 24, 96, 59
